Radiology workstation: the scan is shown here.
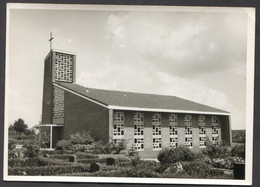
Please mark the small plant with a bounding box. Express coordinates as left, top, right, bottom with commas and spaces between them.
129, 155, 141, 167
8, 139, 16, 150
157, 145, 194, 164
69, 131, 94, 145
128, 144, 138, 156
24, 145, 40, 158
231, 144, 245, 160
202, 139, 230, 162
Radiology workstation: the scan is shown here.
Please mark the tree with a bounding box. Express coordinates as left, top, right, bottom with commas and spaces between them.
13, 118, 28, 136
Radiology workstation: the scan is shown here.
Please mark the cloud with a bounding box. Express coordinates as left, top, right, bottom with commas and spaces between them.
104, 12, 247, 79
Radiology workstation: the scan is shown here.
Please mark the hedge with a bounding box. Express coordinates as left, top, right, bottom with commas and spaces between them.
9, 157, 71, 167
50, 152, 98, 160
8, 164, 90, 176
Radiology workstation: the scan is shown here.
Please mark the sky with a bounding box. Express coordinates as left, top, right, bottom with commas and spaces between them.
6, 5, 251, 129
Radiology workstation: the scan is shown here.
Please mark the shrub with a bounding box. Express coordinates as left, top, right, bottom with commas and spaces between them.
8, 164, 90, 176
231, 144, 245, 160
129, 155, 141, 167
182, 162, 224, 178
124, 166, 159, 177
55, 139, 72, 151
8, 157, 71, 167
71, 144, 91, 152
24, 145, 40, 158
157, 146, 194, 164
8, 139, 16, 150
69, 131, 94, 145
128, 144, 138, 156
202, 139, 230, 161
113, 140, 127, 154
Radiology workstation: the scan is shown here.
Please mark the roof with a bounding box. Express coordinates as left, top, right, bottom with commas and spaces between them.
55, 82, 229, 115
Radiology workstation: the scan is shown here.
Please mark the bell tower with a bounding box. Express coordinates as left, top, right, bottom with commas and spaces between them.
41, 49, 76, 124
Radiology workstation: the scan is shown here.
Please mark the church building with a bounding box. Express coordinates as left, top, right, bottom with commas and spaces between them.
40, 49, 231, 158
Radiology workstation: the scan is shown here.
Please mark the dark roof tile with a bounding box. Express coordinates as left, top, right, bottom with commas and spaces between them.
56, 82, 229, 114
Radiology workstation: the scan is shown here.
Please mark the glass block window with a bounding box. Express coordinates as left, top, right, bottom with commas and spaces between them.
185, 115, 193, 148
134, 112, 144, 122
199, 115, 206, 148
113, 111, 124, 122
134, 124, 144, 136
199, 137, 207, 147
152, 113, 162, 150
113, 111, 124, 143
169, 114, 178, 148
211, 116, 219, 144
169, 114, 178, 135
185, 137, 193, 148
212, 136, 219, 145
55, 53, 73, 82
169, 125, 178, 136
53, 86, 64, 120
134, 112, 144, 151
170, 137, 178, 148
153, 138, 162, 150
152, 113, 161, 123
169, 114, 178, 123
153, 124, 161, 136
134, 138, 144, 150
185, 115, 192, 135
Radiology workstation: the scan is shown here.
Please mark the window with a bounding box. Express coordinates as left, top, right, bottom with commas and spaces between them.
170, 137, 178, 148
199, 115, 206, 148
55, 53, 73, 82
185, 115, 193, 148
134, 112, 144, 122
113, 111, 124, 143
134, 112, 144, 150
153, 138, 162, 150
134, 138, 144, 150
212, 136, 219, 145
211, 116, 219, 145
169, 114, 178, 148
169, 125, 178, 136
199, 137, 207, 147
152, 113, 162, 150
185, 137, 193, 147
134, 124, 144, 136
153, 124, 161, 136
152, 113, 161, 123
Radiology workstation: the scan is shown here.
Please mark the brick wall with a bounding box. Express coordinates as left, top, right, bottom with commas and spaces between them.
42, 54, 53, 124
63, 90, 109, 143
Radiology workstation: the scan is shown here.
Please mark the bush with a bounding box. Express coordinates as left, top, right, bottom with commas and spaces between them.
125, 168, 159, 177
157, 146, 194, 164
182, 162, 224, 178
8, 139, 16, 150
231, 144, 245, 160
129, 155, 142, 167
8, 157, 71, 167
24, 145, 40, 158
55, 140, 72, 151
8, 164, 90, 176
69, 131, 94, 145
202, 139, 230, 161
71, 144, 91, 152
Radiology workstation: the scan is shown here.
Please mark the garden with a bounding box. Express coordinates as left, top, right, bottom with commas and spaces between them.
8, 119, 245, 178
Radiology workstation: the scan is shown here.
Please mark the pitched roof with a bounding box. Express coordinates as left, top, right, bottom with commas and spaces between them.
55, 82, 229, 114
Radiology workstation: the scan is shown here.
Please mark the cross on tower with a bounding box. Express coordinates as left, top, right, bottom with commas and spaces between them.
49, 32, 54, 51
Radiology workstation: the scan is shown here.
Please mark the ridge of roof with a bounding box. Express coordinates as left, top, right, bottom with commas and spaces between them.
54, 82, 230, 114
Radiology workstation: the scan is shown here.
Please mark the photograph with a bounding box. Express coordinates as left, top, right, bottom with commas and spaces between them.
4, 3, 255, 185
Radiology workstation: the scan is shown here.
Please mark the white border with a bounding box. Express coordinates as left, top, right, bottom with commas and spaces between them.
4, 3, 255, 185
